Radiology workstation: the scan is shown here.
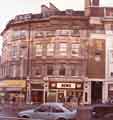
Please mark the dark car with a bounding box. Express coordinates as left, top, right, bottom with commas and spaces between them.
91, 104, 113, 119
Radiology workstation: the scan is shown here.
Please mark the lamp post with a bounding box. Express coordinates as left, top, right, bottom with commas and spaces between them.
26, 76, 31, 104
43, 76, 48, 103
26, 14, 32, 104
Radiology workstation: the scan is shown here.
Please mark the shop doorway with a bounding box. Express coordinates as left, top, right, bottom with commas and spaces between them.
58, 91, 65, 102
31, 91, 43, 103
91, 81, 102, 104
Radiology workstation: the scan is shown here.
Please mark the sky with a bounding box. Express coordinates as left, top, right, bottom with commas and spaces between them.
0, 0, 113, 53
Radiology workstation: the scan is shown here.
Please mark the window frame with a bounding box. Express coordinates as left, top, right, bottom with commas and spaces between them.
35, 44, 43, 56
59, 64, 66, 76
47, 64, 54, 76
71, 43, 80, 56
59, 43, 67, 56
47, 43, 55, 56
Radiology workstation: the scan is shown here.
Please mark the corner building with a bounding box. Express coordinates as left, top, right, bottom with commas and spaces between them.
1, 0, 113, 104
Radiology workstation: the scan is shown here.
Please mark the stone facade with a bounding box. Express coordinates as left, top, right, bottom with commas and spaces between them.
0, 0, 113, 104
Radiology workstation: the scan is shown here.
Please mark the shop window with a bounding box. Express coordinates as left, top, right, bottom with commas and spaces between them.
59, 65, 66, 76
47, 64, 54, 75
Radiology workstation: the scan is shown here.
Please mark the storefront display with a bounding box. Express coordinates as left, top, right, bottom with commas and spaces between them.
0, 80, 26, 103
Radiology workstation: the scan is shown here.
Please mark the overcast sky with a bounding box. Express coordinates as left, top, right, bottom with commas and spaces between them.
0, 0, 113, 53
0, 0, 113, 33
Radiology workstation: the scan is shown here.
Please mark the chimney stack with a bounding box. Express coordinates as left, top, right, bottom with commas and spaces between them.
85, 0, 91, 16
85, 0, 91, 9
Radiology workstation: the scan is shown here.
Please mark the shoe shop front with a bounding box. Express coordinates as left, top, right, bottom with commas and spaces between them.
0, 80, 26, 103
47, 81, 84, 104
31, 81, 44, 103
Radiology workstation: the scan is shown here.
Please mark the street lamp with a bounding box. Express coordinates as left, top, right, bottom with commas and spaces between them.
43, 76, 48, 103
26, 76, 31, 104
26, 14, 32, 104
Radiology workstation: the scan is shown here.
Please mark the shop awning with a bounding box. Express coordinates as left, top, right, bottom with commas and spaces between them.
0, 80, 26, 88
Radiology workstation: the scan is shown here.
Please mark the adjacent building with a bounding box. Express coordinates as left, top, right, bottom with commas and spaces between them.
0, 0, 113, 104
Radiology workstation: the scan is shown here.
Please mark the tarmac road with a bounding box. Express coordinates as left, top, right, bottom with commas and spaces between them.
0, 104, 110, 120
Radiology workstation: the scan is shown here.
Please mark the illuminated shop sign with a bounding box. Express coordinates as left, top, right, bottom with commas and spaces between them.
57, 83, 76, 89
50, 82, 83, 89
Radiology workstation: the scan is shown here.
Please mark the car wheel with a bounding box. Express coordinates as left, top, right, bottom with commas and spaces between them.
22, 115, 30, 118
56, 118, 66, 120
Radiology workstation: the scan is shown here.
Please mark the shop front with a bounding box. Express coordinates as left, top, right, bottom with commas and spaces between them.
47, 81, 83, 104
0, 80, 26, 104
108, 84, 113, 102
31, 82, 44, 103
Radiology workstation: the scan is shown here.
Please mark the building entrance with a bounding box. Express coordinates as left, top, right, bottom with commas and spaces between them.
31, 91, 43, 103
57, 91, 65, 102
91, 81, 102, 104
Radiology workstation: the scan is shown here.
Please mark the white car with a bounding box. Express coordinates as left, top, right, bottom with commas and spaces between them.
17, 102, 78, 120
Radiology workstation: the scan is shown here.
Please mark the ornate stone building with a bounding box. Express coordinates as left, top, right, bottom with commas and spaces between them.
0, 0, 113, 104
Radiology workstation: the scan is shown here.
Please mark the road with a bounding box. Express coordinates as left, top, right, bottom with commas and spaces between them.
0, 104, 35, 120
0, 104, 109, 120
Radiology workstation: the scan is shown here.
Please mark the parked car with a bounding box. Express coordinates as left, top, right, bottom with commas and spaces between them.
91, 104, 113, 119
17, 102, 78, 120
